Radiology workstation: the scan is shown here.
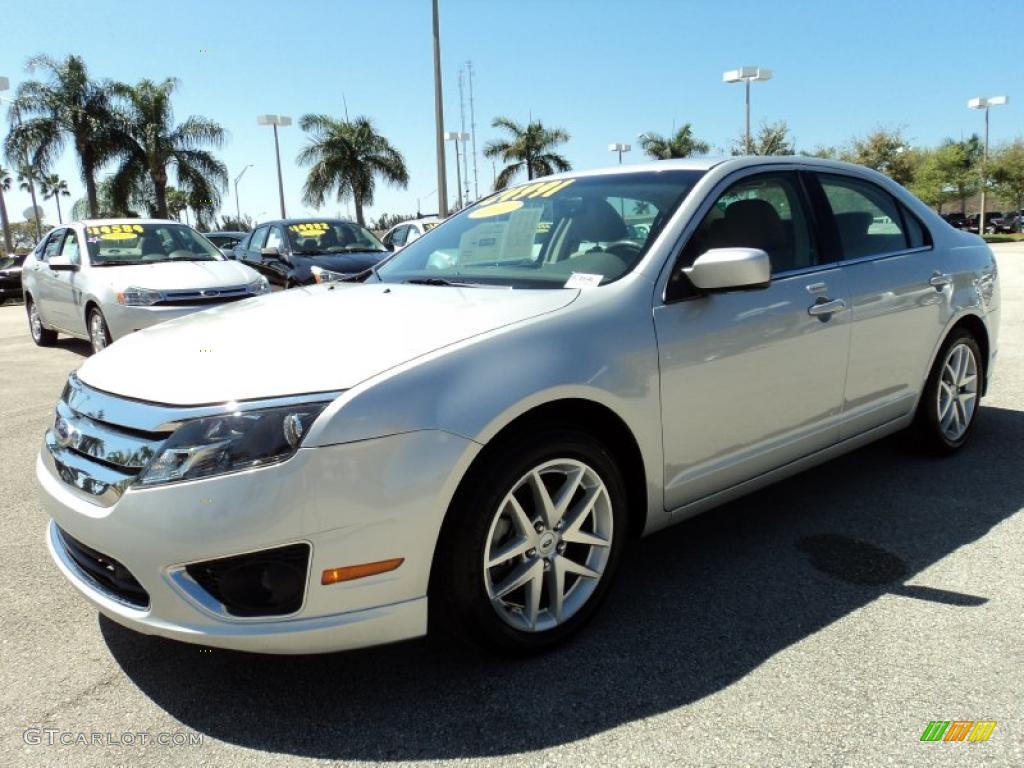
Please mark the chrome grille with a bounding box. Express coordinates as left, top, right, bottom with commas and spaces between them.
155, 285, 251, 306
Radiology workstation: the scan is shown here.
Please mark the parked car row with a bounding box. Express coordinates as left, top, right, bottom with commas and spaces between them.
942, 210, 1023, 234
0, 252, 27, 304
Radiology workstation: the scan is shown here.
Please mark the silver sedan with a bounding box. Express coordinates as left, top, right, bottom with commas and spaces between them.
38, 157, 999, 655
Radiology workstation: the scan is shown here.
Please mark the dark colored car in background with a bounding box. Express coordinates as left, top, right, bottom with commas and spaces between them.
205, 230, 247, 256
0, 253, 27, 304
941, 212, 968, 229
966, 211, 1004, 234
232, 218, 389, 287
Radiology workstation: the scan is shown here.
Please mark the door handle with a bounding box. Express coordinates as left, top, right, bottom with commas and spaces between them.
929, 272, 952, 289
807, 297, 846, 317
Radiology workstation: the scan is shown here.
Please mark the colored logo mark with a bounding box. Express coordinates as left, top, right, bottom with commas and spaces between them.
920, 720, 996, 742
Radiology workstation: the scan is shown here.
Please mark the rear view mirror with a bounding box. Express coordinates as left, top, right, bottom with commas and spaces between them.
684, 248, 770, 292
260, 247, 280, 257
48, 256, 78, 272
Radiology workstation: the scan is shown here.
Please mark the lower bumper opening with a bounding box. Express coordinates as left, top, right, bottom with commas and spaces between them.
57, 526, 150, 609
185, 544, 310, 618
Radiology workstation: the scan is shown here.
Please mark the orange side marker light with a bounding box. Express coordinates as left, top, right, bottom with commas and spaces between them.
321, 558, 404, 585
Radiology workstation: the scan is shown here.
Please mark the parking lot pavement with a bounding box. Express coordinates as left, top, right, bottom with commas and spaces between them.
1, 246, 1022, 768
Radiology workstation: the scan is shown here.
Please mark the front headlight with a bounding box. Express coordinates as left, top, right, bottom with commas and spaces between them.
247, 276, 270, 295
117, 287, 162, 306
310, 265, 347, 284
136, 402, 329, 486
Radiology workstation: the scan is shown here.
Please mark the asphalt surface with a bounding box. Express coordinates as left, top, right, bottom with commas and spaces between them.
1, 246, 1022, 767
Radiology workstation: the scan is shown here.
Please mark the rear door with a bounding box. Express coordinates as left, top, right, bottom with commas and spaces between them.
654, 169, 851, 510
808, 172, 946, 437
243, 225, 270, 274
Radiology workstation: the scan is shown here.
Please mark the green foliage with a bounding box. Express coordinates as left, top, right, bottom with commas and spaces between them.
483, 117, 571, 190
1, 219, 48, 250
988, 140, 1024, 215
839, 127, 916, 186
639, 124, 710, 159
218, 214, 253, 231
731, 120, 794, 156
297, 114, 409, 226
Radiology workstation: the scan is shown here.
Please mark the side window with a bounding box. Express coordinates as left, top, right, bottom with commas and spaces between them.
59, 230, 81, 265
249, 226, 269, 252
265, 226, 284, 251
391, 226, 409, 247
678, 172, 815, 276
406, 226, 421, 244
42, 231, 65, 262
900, 204, 930, 249
818, 174, 909, 259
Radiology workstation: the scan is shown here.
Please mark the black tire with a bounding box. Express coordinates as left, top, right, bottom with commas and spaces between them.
87, 307, 112, 355
430, 427, 628, 655
911, 328, 983, 454
26, 297, 58, 346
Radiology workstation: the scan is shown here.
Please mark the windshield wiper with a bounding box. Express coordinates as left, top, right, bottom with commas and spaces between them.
92, 260, 150, 266
404, 277, 491, 288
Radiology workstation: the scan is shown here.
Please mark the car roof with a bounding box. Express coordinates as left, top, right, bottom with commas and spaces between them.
74, 218, 180, 226
256, 217, 360, 227
535, 155, 890, 181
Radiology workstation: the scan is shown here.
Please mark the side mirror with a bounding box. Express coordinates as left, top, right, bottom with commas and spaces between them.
683, 248, 770, 292
260, 246, 280, 258
48, 256, 79, 272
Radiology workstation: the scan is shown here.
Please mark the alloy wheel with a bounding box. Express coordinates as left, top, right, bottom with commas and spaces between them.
29, 302, 42, 342
483, 458, 613, 633
936, 342, 978, 442
89, 312, 108, 353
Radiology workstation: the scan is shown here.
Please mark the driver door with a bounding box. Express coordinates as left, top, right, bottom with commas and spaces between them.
653, 170, 851, 511
49, 229, 86, 334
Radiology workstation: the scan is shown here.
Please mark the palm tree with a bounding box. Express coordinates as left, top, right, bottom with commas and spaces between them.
108, 78, 227, 219
483, 117, 571, 190
165, 187, 188, 221
4, 55, 119, 217
296, 114, 408, 226
638, 125, 710, 160
17, 167, 45, 236
0, 166, 13, 254
40, 174, 70, 223
731, 121, 794, 157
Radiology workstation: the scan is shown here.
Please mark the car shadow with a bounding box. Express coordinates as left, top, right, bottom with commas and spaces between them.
100, 405, 1024, 760
56, 337, 92, 357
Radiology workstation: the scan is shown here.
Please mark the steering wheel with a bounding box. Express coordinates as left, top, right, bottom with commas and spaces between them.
603, 240, 643, 259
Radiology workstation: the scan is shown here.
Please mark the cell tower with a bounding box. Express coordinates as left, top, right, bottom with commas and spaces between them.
458, 66, 471, 205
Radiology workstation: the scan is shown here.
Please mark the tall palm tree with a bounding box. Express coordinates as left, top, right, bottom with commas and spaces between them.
296, 114, 408, 226
108, 78, 227, 219
17, 167, 44, 236
0, 166, 13, 254
638, 124, 710, 160
40, 174, 70, 223
4, 55, 118, 217
483, 117, 571, 190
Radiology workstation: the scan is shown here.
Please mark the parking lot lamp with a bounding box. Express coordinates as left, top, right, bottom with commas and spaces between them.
608, 142, 631, 164
0, 76, 12, 253
723, 67, 773, 154
432, 0, 448, 218
968, 96, 1008, 236
233, 164, 253, 226
257, 115, 291, 218
445, 132, 470, 210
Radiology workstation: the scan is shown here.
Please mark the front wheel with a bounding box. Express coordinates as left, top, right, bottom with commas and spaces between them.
88, 308, 112, 354
912, 329, 983, 453
431, 428, 627, 655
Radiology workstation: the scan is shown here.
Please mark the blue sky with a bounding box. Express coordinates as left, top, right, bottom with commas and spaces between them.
2, 0, 1020, 226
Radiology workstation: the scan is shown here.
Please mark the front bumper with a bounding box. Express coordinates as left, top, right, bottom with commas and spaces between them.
101, 302, 236, 340
38, 429, 480, 653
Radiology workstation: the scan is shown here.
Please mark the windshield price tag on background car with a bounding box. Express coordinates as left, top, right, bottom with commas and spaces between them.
87, 224, 144, 240
289, 223, 329, 234
564, 272, 603, 288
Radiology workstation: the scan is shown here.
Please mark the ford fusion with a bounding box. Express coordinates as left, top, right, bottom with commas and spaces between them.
38, 158, 999, 654
23, 220, 269, 353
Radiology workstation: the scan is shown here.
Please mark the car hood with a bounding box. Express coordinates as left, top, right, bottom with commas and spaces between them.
77, 283, 578, 404
297, 251, 389, 273
90, 260, 257, 290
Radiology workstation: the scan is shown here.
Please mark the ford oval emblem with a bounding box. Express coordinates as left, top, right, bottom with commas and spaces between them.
55, 416, 76, 448
200, 289, 220, 298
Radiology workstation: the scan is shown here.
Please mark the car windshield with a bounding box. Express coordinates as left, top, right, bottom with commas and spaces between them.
286, 221, 386, 254
375, 170, 704, 288
85, 223, 225, 265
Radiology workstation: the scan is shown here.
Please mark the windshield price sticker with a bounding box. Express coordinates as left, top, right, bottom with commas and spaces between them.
289, 223, 329, 234
564, 272, 603, 289
468, 179, 578, 220
87, 224, 144, 238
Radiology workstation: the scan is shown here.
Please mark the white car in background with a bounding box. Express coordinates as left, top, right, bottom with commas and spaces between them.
381, 216, 440, 251
22, 219, 269, 353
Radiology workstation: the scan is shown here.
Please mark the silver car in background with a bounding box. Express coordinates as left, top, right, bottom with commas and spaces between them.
23, 219, 268, 353
38, 158, 999, 655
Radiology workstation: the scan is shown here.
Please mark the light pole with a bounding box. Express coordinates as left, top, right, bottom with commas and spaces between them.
968, 96, 1008, 236
608, 142, 631, 164
445, 131, 470, 210
416, 188, 437, 218
0, 77, 42, 242
723, 66, 773, 154
432, 0, 448, 217
257, 114, 291, 218
233, 164, 253, 226
0, 76, 13, 253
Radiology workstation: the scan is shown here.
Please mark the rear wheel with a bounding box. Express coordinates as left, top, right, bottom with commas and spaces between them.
87, 307, 111, 354
26, 298, 57, 346
431, 428, 627, 655
913, 329, 982, 453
